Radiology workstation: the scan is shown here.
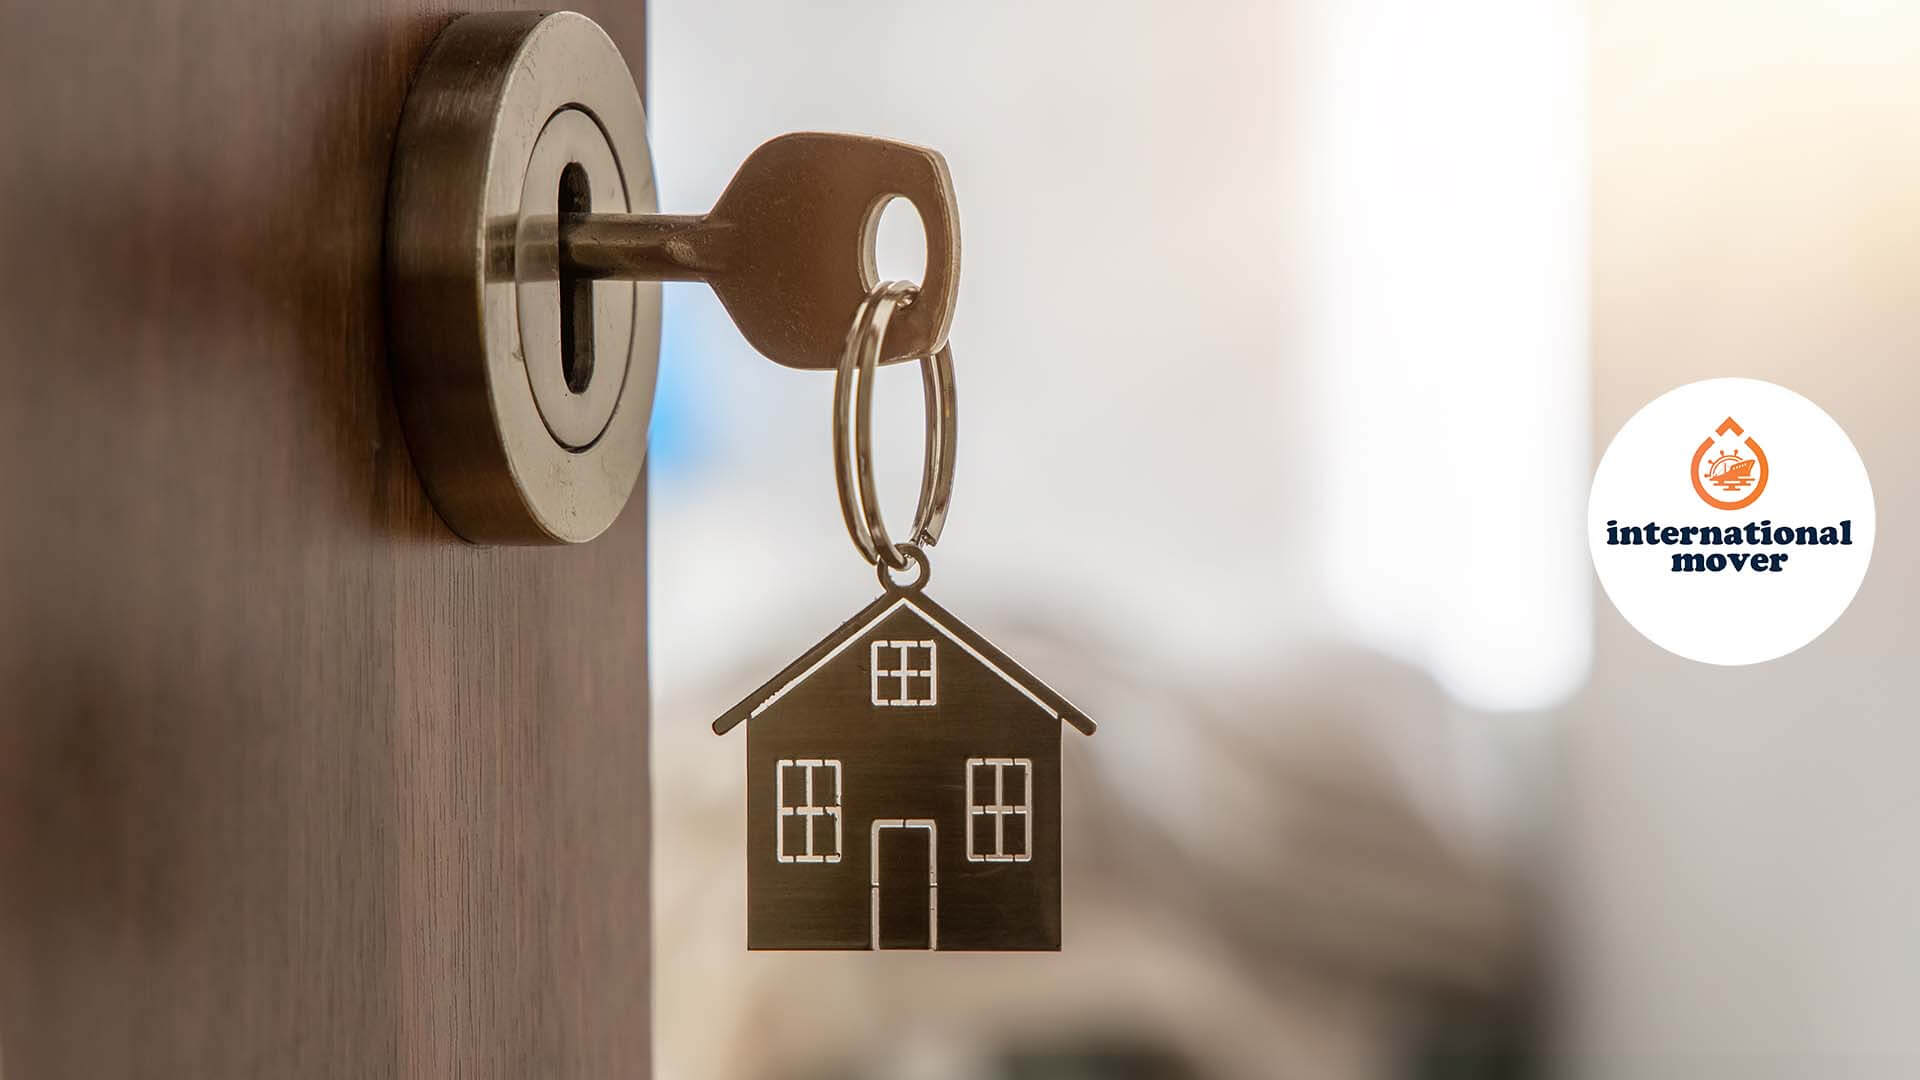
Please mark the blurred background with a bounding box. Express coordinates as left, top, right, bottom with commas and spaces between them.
643, 2, 1918, 1077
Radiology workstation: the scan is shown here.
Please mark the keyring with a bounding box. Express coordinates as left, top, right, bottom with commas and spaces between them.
833, 279, 957, 570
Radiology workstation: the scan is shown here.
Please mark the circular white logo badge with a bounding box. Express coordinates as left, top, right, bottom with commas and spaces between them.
1588, 378, 1875, 665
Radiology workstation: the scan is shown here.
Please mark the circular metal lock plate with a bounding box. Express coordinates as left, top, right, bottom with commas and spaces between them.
385, 12, 660, 544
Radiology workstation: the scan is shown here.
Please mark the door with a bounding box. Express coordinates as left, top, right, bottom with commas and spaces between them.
871, 820, 938, 950
0, 2, 651, 1076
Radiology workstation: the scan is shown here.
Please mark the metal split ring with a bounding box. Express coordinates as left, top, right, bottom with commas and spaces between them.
833, 279, 956, 571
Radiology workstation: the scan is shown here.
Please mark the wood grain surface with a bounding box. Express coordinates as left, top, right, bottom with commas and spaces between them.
0, 2, 652, 1075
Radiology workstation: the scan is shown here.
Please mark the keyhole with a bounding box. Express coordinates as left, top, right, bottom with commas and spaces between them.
558, 162, 594, 394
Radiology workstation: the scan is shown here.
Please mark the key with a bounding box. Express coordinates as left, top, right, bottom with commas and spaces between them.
555, 132, 960, 369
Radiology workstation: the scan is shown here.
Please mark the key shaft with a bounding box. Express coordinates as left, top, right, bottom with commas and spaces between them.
556, 213, 726, 282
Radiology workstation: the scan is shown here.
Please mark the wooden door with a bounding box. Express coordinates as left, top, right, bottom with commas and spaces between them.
0, 2, 651, 1076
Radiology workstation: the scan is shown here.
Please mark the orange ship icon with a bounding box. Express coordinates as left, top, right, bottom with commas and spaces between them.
1692, 417, 1768, 510
1705, 452, 1756, 491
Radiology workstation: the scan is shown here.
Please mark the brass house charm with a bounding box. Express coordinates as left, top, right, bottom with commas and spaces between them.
713, 588, 1096, 951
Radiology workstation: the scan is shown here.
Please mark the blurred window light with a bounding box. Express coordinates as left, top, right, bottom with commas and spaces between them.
1299, 0, 1591, 711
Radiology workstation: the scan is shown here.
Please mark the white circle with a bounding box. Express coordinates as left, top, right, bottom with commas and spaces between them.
1588, 378, 1875, 665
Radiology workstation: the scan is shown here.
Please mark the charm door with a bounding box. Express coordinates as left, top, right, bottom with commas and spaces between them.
872, 819, 939, 950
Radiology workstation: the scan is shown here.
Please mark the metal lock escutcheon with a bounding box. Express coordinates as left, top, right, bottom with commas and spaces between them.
385, 11, 960, 545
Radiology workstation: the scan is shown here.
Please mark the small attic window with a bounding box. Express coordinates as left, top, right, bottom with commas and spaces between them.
870, 639, 936, 707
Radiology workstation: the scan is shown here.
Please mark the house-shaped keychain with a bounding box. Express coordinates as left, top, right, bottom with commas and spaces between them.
713, 583, 1096, 951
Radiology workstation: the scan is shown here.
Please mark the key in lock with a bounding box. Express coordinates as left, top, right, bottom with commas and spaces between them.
385, 12, 962, 545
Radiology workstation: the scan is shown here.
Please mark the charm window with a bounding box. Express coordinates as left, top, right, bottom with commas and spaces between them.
870, 639, 937, 706
776, 758, 842, 863
966, 757, 1032, 862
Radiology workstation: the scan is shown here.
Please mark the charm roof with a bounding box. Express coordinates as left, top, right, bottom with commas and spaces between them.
711, 590, 1096, 737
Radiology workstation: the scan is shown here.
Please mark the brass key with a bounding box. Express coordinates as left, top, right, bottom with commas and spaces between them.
555, 132, 960, 370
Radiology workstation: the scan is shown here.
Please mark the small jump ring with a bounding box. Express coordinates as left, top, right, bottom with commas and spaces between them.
833, 279, 957, 571
878, 542, 931, 593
